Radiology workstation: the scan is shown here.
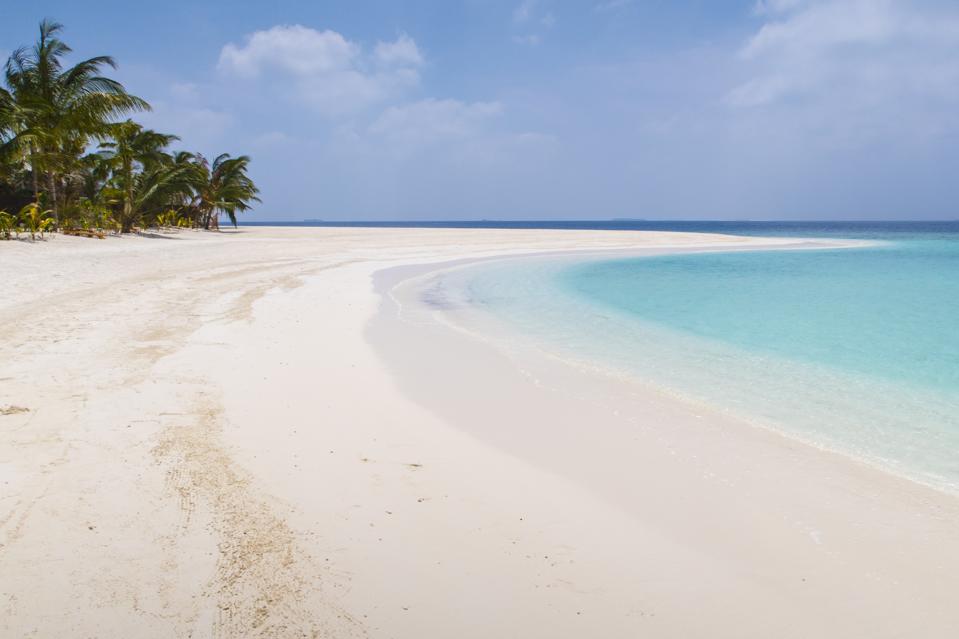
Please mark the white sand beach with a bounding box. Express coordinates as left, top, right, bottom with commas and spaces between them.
2, 226, 958, 638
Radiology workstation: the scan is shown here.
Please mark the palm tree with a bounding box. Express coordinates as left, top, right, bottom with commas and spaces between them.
1, 20, 261, 234
76, 151, 111, 204
19, 201, 54, 239
0, 209, 16, 239
191, 153, 260, 229
2, 19, 149, 220
0, 86, 15, 199
0, 87, 33, 215
0, 85, 12, 150
125, 159, 197, 229
99, 120, 179, 231
0, 83, 32, 205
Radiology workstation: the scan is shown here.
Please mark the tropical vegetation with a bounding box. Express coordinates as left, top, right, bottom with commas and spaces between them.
0, 19, 259, 239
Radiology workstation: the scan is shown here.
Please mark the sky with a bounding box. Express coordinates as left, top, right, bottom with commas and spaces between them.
3, 0, 959, 221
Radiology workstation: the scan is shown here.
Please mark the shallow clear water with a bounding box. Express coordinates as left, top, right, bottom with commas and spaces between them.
433, 223, 959, 492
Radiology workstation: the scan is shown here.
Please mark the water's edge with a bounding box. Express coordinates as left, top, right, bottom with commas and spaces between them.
366, 234, 959, 496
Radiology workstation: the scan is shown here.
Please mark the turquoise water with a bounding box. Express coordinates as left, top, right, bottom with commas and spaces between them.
562, 241, 959, 394
435, 224, 959, 492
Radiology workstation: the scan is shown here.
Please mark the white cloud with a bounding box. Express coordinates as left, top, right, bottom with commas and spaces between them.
169, 82, 201, 101
218, 25, 358, 77
514, 131, 560, 148
741, 0, 896, 62
752, 0, 805, 15
218, 25, 424, 115
138, 100, 235, 151
251, 131, 294, 148
369, 99, 504, 146
512, 0, 554, 45
725, 75, 793, 108
595, 0, 633, 12
512, 34, 542, 46
374, 33, 423, 67
313, 99, 557, 218
728, 0, 959, 112
513, 0, 536, 23
296, 68, 419, 116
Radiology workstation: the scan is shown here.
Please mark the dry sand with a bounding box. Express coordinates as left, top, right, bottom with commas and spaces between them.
1, 226, 957, 638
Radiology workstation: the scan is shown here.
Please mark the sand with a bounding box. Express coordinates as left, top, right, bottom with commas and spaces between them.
1, 226, 957, 638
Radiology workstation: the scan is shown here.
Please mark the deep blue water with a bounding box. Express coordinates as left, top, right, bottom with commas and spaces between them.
244, 219, 959, 238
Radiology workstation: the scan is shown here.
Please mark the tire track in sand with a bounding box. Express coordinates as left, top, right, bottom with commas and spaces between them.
153, 399, 366, 638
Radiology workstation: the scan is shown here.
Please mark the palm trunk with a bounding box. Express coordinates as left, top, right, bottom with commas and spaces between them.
30, 148, 39, 204
123, 158, 134, 233
46, 171, 59, 224
122, 204, 133, 232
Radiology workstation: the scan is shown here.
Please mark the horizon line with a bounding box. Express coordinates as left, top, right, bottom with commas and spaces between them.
238, 218, 959, 224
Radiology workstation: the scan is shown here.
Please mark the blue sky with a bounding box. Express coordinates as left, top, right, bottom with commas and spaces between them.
3, 0, 959, 220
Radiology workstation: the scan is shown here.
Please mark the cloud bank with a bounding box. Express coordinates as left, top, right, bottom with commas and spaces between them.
132, 1, 959, 220
218, 25, 424, 115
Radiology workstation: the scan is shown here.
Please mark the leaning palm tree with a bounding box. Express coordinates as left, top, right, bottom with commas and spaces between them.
191, 153, 260, 229
2, 19, 149, 221
129, 158, 198, 227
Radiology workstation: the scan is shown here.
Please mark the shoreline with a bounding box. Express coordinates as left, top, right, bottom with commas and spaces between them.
374, 243, 956, 496
2, 226, 957, 637
373, 243, 959, 491
369, 244, 959, 634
